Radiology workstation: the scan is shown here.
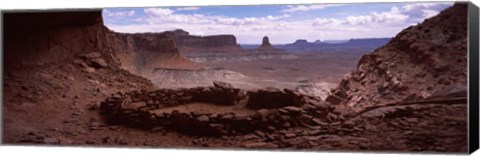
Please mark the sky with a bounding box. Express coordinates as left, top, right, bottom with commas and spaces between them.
102, 2, 454, 44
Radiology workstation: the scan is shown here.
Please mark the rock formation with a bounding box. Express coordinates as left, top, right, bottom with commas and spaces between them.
172, 29, 243, 54
3, 10, 155, 145
261, 36, 272, 47
326, 3, 468, 111
4, 11, 111, 70
256, 36, 284, 52
109, 31, 200, 73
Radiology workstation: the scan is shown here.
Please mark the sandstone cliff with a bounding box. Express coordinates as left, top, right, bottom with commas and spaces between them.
107, 31, 200, 73
325, 3, 468, 110
171, 29, 243, 54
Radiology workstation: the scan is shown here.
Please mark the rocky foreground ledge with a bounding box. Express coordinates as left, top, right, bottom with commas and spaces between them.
97, 81, 467, 150
99, 81, 341, 137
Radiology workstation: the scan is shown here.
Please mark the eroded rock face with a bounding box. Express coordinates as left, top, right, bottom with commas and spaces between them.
171, 29, 243, 54
115, 32, 177, 53
326, 3, 468, 110
104, 30, 200, 76
177, 35, 238, 48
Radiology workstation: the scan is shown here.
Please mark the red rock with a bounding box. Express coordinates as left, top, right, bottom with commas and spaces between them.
90, 58, 108, 69
196, 115, 210, 122
312, 118, 327, 126
284, 132, 296, 138
243, 142, 279, 148
43, 137, 58, 144
213, 81, 233, 89
280, 106, 303, 113
326, 3, 468, 109
84, 67, 96, 73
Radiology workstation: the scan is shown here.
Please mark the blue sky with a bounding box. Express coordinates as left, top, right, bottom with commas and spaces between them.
103, 2, 453, 44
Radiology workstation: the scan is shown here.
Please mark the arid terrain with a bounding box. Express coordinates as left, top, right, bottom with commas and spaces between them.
2, 3, 468, 153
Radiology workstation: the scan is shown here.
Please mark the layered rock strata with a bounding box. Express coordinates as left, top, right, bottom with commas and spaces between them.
172, 29, 243, 54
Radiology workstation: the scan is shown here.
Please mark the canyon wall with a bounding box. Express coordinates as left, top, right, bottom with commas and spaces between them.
171, 29, 243, 54
107, 31, 199, 74
3, 11, 195, 74
325, 3, 468, 110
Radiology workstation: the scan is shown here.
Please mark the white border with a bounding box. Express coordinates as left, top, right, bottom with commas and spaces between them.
0, 0, 478, 156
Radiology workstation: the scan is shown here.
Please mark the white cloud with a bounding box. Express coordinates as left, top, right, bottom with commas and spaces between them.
312, 18, 342, 26
338, 2, 451, 26
344, 7, 408, 26
345, 15, 373, 25
282, 4, 344, 13
176, 7, 199, 11
144, 8, 174, 16
422, 9, 440, 19
141, 7, 289, 26
400, 2, 453, 23
103, 9, 135, 17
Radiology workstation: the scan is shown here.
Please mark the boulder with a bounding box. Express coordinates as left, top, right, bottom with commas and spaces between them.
90, 58, 108, 69
82, 52, 101, 59
246, 88, 303, 109
84, 67, 96, 73
196, 115, 210, 122
213, 81, 234, 89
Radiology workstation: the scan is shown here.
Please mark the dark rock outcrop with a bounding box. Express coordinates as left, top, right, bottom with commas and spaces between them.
3, 11, 113, 70
3, 10, 197, 74
261, 36, 272, 47
246, 88, 303, 109
256, 36, 284, 52
325, 3, 468, 110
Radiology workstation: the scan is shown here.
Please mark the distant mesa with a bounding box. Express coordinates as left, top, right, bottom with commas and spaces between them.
171, 29, 243, 54
291, 39, 309, 45
173, 29, 190, 36
281, 38, 391, 52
